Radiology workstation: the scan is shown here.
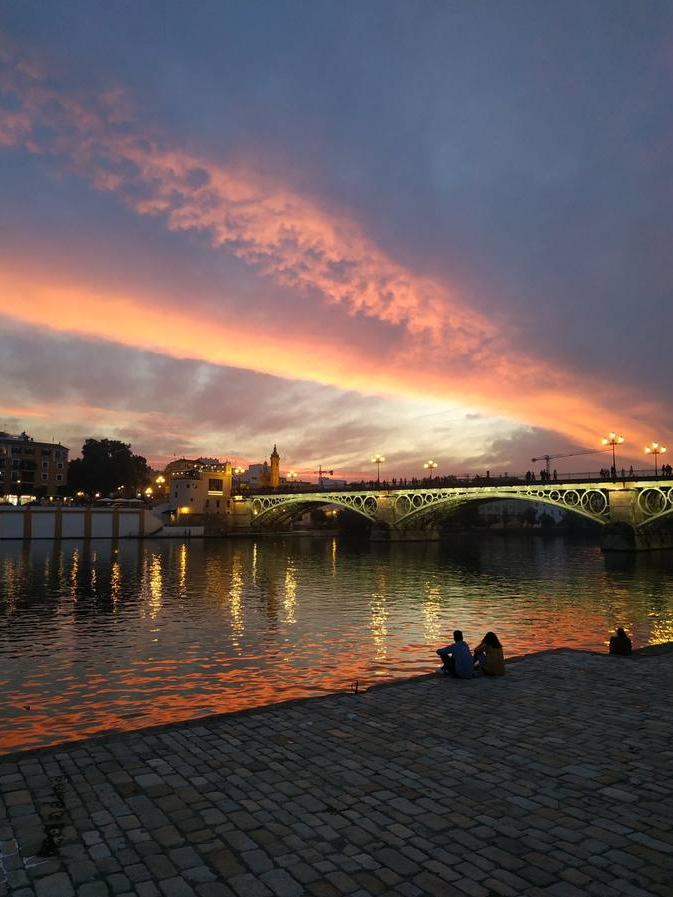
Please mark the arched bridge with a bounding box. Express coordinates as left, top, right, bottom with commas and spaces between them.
246, 480, 673, 550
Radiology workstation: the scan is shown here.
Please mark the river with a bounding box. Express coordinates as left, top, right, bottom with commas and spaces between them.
2, 534, 672, 753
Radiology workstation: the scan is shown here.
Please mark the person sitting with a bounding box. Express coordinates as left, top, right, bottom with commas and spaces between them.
436, 630, 473, 678
609, 627, 632, 656
473, 631, 506, 676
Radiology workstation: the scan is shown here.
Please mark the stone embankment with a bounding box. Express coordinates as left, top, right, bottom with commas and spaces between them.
1, 647, 672, 897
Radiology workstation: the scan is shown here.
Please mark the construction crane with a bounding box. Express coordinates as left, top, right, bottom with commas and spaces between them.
531, 448, 610, 477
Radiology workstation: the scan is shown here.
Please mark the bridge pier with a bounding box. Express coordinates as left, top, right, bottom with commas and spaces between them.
602, 523, 673, 553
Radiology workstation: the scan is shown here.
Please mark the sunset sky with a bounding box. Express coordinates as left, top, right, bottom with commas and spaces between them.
1, 1, 671, 478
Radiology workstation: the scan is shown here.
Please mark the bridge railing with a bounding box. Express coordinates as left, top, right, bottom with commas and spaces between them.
245, 469, 673, 496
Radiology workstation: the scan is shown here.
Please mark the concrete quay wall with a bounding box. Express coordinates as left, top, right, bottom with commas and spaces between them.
0, 507, 163, 540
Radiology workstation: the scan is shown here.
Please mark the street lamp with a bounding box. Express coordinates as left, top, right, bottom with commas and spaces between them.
371, 454, 385, 486
424, 460, 438, 481
601, 433, 624, 481
15, 479, 21, 507
233, 466, 245, 492
287, 470, 298, 489
645, 442, 667, 477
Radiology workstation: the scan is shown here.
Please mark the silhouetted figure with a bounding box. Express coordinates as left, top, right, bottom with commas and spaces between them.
436, 630, 473, 678
473, 631, 506, 676
553, 469, 558, 482
609, 627, 632, 657
629, 465, 634, 478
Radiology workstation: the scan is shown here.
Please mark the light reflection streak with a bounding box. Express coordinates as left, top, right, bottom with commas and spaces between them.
149, 554, 162, 619
69, 548, 80, 603
90, 550, 97, 593
283, 561, 297, 626
422, 583, 442, 644
229, 551, 244, 651
110, 558, 121, 609
369, 594, 388, 662
331, 538, 337, 577
177, 543, 188, 598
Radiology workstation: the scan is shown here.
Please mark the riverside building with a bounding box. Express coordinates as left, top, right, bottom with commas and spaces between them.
0, 431, 69, 503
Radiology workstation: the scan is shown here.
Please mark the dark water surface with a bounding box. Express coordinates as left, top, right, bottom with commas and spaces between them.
2, 535, 672, 753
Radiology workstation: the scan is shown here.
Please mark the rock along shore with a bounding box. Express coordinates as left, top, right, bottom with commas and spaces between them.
1, 646, 672, 897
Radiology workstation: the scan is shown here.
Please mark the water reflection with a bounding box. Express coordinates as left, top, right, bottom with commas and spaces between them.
1, 534, 673, 753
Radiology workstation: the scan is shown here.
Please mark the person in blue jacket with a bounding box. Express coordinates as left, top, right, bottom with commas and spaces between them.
436, 630, 473, 678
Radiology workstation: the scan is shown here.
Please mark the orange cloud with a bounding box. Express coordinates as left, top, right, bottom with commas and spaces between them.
0, 269, 663, 454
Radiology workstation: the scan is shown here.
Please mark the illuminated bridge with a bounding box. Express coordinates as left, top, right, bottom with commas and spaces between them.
244, 480, 673, 551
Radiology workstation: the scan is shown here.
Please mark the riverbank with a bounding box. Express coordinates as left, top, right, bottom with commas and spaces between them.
2, 647, 672, 897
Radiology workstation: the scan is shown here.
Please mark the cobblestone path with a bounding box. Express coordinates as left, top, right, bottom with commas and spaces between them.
1, 649, 672, 897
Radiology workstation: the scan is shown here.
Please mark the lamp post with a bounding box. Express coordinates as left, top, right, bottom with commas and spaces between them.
423, 460, 438, 481
371, 454, 385, 486
287, 470, 298, 489
155, 474, 166, 496
645, 442, 667, 477
601, 433, 624, 481
15, 478, 21, 507
233, 466, 245, 493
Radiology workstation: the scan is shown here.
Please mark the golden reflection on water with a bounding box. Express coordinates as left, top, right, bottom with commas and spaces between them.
331, 537, 337, 577
252, 541, 258, 587
110, 558, 121, 608
177, 542, 188, 598
422, 583, 442, 644
283, 561, 297, 625
229, 550, 244, 649
90, 550, 97, 592
370, 594, 388, 662
69, 547, 80, 602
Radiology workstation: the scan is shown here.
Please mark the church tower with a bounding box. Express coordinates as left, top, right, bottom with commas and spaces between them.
270, 444, 280, 488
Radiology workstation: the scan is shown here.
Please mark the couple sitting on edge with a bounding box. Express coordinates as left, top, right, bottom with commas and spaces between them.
436, 630, 505, 678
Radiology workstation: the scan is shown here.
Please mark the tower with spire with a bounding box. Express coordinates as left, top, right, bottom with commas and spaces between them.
270, 444, 280, 488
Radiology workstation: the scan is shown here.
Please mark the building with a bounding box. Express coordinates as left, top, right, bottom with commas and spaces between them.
171, 461, 233, 519
240, 446, 281, 489
0, 432, 69, 502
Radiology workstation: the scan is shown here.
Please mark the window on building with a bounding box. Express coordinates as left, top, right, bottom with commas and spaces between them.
41, 473, 48, 481
57, 463, 63, 470
42, 449, 51, 457
56, 474, 63, 481
42, 461, 48, 468
208, 478, 223, 491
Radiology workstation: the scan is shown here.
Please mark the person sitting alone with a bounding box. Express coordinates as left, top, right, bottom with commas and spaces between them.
436, 630, 473, 678
473, 631, 506, 676
609, 627, 632, 656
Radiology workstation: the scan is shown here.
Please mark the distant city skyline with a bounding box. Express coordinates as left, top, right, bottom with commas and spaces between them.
1, 2, 671, 478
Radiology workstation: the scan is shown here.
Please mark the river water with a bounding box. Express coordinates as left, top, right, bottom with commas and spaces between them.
1, 534, 672, 753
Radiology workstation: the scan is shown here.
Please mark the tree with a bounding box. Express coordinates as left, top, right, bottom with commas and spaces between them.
68, 439, 150, 496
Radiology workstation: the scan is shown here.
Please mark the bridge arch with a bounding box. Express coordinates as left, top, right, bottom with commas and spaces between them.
391, 486, 610, 529
635, 486, 673, 530
250, 492, 379, 527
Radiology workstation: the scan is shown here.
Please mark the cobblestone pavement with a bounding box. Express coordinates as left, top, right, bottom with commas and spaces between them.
2, 649, 672, 897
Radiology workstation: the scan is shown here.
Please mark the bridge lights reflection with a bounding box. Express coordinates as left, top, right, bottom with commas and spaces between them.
423, 460, 438, 480
645, 442, 667, 477
601, 433, 624, 481
371, 454, 385, 486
